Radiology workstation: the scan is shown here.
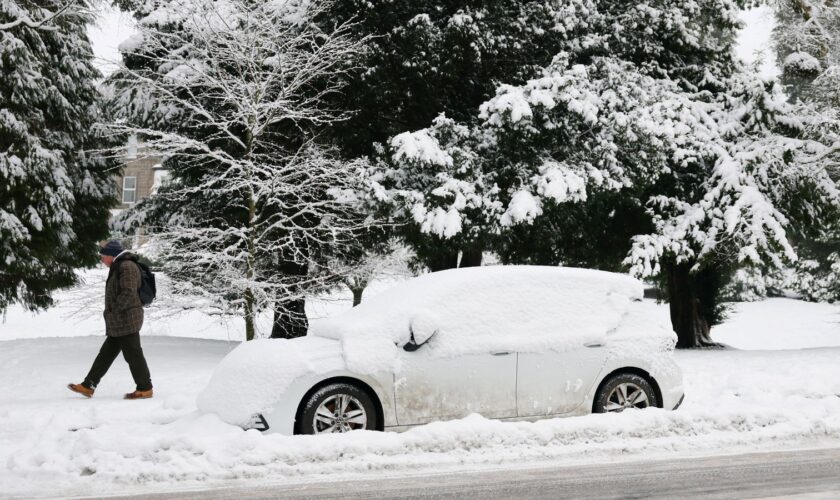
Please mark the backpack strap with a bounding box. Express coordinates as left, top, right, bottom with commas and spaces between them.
112, 256, 141, 293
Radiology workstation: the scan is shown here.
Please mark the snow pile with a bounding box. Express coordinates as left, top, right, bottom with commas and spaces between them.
2, 298, 840, 497
196, 336, 344, 425
310, 266, 646, 374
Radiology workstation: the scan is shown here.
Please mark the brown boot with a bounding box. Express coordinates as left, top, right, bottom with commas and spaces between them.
68, 383, 94, 398
124, 389, 153, 400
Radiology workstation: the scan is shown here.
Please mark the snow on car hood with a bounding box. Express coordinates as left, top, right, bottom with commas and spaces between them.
310, 266, 656, 375
196, 336, 344, 425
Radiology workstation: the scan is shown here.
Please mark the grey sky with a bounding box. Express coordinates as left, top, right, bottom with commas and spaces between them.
738, 5, 780, 79
87, 3, 137, 77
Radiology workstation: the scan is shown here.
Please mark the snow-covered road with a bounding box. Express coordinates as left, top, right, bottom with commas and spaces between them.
1, 276, 840, 499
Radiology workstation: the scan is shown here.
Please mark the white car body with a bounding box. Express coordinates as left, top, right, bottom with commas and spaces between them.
197, 266, 684, 434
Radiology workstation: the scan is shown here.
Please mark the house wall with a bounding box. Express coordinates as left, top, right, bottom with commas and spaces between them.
116, 154, 161, 209
110, 137, 165, 249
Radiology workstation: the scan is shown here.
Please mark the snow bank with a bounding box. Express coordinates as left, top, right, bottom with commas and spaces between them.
0, 267, 367, 342
310, 266, 645, 374
3, 339, 840, 499
196, 336, 344, 425
712, 298, 840, 349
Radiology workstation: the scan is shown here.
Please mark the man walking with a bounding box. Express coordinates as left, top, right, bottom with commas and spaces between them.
68, 240, 153, 400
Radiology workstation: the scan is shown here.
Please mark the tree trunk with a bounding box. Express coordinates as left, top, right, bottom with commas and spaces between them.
459, 248, 483, 268
243, 131, 257, 341
244, 287, 256, 341
666, 263, 719, 348
270, 260, 309, 339
351, 287, 364, 306
427, 252, 459, 272
270, 296, 308, 339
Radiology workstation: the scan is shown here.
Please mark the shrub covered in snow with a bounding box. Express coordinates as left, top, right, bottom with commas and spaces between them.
783, 51, 822, 74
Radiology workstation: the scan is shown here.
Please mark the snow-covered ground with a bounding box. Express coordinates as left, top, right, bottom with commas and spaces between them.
1, 270, 839, 499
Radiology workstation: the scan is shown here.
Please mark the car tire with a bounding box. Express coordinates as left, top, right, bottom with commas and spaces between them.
299, 383, 379, 435
593, 373, 659, 413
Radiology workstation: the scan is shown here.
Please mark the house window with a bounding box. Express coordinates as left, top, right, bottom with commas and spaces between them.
122, 176, 137, 204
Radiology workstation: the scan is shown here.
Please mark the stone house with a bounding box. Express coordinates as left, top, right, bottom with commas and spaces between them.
115, 135, 166, 209
113, 135, 167, 248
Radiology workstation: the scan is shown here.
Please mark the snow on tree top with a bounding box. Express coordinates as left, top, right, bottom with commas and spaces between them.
783, 52, 822, 73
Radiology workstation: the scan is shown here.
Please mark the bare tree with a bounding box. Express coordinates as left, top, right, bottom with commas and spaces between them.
332, 242, 414, 307
107, 0, 373, 340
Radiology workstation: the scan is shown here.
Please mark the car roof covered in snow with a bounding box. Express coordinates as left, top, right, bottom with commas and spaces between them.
310, 266, 646, 373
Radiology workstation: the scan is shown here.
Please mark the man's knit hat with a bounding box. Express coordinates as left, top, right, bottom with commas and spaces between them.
99, 240, 124, 258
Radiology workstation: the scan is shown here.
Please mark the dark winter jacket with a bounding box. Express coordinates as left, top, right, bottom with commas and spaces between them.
104, 252, 144, 337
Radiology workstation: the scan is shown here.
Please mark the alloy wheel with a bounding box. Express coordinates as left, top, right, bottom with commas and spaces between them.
312, 394, 368, 433
603, 382, 650, 412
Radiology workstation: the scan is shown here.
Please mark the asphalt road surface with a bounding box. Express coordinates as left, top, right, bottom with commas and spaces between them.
111, 447, 840, 500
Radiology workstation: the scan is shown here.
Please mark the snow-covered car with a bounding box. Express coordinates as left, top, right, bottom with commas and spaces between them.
197, 266, 684, 435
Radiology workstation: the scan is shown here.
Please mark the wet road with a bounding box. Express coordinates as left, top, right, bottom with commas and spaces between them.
111, 447, 840, 500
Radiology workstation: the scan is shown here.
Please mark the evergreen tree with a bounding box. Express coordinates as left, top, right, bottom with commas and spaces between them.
0, 1, 114, 312
376, 0, 840, 347
765, 0, 840, 301
323, 0, 600, 270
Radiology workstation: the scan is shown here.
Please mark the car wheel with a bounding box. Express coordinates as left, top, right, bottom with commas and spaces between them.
299, 383, 378, 435
593, 373, 659, 413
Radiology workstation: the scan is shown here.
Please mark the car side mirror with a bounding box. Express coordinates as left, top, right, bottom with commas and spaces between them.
403, 315, 439, 352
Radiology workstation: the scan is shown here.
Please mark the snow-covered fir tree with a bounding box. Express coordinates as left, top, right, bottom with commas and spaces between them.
772, 0, 840, 106
0, 1, 114, 312
323, 0, 604, 271
373, 0, 840, 347
108, 0, 371, 340
762, 0, 840, 302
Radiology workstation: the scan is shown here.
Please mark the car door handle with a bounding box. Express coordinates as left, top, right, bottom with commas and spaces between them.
491, 351, 513, 356
584, 342, 604, 348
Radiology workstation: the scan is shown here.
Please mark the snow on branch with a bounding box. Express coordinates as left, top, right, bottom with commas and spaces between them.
0, 1, 81, 32
377, 50, 840, 278
105, 0, 376, 338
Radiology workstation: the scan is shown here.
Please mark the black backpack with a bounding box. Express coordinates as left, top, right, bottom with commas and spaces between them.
117, 259, 157, 307
135, 261, 157, 307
